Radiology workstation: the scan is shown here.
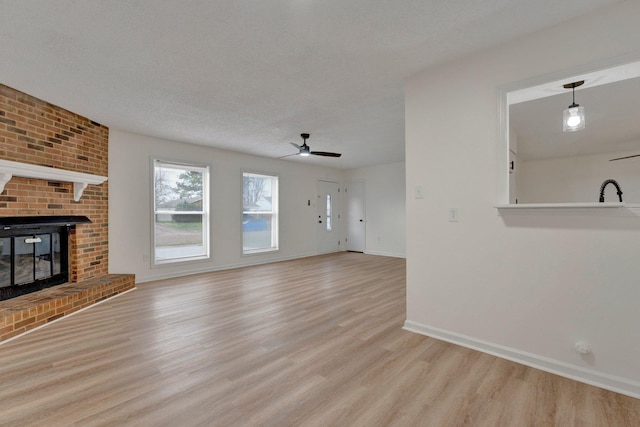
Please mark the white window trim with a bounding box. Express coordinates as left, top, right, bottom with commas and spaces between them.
242, 170, 279, 255
152, 158, 210, 266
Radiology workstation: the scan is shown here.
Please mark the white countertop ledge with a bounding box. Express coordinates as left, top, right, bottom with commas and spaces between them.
495, 202, 640, 216
495, 202, 627, 209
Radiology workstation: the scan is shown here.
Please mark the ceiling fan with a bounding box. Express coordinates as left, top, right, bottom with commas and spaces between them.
610, 153, 640, 161
281, 133, 342, 158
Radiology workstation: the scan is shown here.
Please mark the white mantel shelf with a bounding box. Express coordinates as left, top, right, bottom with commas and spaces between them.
496, 202, 640, 216
0, 159, 108, 201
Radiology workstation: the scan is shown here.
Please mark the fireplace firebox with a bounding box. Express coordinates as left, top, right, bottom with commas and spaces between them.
0, 216, 91, 301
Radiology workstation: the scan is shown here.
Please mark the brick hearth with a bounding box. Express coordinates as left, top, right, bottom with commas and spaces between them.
0, 274, 135, 341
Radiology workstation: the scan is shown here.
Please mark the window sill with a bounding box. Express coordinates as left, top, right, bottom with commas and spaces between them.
242, 248, 279, 256
153, 254, 210, 267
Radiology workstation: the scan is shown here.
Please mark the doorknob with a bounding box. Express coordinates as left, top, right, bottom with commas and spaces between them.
359, 219, 363, 222
318, 220, 323, 223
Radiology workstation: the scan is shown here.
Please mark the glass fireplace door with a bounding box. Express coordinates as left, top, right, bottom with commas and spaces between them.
34, 234, 52, 281
13, 234, 55, 285
14, 237, 33, 285
0, 238, 9, 287
0, 220, 74, 301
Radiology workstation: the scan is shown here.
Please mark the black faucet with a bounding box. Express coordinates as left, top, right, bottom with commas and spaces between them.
599, 179, 623, 202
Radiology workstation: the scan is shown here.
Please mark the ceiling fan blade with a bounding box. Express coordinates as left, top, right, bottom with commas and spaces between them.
310, 151, 342, 157
282, 133, 341, 159
610, 154, 640, 161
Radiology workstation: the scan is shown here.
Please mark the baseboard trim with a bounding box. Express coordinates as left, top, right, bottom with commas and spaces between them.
364, 250, 406, 259
403, 320, 640, 399
136, 251, 319, 283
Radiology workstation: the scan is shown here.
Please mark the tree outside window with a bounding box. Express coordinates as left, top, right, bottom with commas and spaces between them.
243, 172, 278, 254
153, 160, 209, 264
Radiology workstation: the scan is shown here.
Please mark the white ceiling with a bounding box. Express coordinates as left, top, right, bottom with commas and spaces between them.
0, 0, 621, 169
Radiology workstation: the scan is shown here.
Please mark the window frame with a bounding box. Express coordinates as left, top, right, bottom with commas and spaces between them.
242, 170, 279, 255
152, 158, 210, 266
326, 193, 333, 231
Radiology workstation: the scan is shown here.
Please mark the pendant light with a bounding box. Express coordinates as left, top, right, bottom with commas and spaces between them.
563, 80, 585, 132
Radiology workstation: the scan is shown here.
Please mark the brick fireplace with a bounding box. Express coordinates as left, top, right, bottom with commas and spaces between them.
0, 83, 134, 342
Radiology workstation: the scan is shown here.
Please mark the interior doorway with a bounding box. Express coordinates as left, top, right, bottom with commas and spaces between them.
346, 181, 365, 252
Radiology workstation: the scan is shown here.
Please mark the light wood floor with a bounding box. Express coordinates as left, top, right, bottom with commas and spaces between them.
0, 253, 638, 426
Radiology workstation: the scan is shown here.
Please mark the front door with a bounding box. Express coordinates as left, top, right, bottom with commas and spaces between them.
317, 180, 340, 254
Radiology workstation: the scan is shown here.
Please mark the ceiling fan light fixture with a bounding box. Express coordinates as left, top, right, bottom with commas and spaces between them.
299, 133, 311, 156
563, 81, 585, 132
282, 133, 341, 159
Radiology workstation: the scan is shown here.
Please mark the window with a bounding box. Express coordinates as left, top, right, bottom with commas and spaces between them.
153, 160, 209, 264
326, 194, 332, 231
243, 172, 278, 254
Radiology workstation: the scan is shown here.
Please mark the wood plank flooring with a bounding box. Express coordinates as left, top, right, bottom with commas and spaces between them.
0, 253, 638, 426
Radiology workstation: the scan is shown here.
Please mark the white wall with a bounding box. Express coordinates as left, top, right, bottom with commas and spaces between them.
109, 129, 345, 282
345, 162, 406, 258
519, 148, 640, 203
405, 2, 640, 397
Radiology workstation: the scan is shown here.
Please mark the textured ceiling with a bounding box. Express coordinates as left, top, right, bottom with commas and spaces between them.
0, 0, 621, 169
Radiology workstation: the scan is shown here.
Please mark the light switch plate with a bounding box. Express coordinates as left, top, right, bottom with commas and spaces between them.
448, 208, 459, 222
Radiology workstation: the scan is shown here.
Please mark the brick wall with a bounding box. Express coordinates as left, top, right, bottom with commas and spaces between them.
0, 83, 108, 281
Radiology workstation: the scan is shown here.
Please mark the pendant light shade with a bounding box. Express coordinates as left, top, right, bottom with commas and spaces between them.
563, 105, 585, 131
563, 81, 585, 132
